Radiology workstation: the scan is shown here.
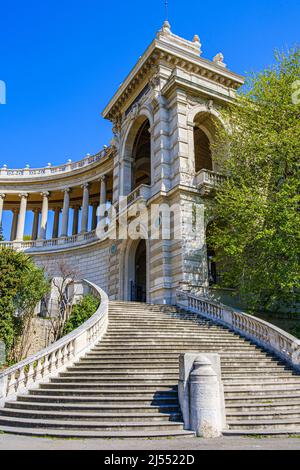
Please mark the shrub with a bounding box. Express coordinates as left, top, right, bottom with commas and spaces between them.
63, 294, 100, 335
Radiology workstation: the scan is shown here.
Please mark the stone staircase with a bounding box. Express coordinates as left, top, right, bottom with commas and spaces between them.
1, 301, 300, 438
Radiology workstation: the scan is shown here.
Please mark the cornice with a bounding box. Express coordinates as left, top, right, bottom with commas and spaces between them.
102, 35, 244, 122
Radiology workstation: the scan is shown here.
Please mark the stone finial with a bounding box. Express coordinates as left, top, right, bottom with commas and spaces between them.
192, 35, 202, 55
162, 20, 171, 34
213, 52, 226, 68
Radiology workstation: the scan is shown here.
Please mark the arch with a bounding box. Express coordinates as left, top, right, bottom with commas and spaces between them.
119, 236, 150, 302
187, 105, 227, 175
121, 114, 152, 194
205, 221, 220, 286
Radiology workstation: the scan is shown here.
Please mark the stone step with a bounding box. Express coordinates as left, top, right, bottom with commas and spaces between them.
0, 416, 185, 431
0, 426, 195, 439
49, 377, 179, 383
226, 418, 300, 431
224, 385, 300, 395
70, 364, 289, 373
222, 428, 300, 437
38, 384, 178, 391
226, 400, 300, 419
26, 384, 178, 399
225, 394, 300, 404
0, 408, 182, 422
9, 399, 179, 409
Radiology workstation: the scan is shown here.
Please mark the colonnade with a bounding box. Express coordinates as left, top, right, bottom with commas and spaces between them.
0, 176, 107, 242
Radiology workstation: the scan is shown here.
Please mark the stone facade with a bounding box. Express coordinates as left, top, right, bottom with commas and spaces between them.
0, 22, 244, 305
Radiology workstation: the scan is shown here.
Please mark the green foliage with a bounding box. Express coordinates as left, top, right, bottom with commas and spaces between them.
0, 247, 50, 357
63, 294, 100, 335
209, 47, 300, 312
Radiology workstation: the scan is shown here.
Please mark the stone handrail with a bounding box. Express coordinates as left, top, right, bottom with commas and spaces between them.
0, 147, 113, 179
0, 230, 99, 252
114, 184, 151, 214
195, 169, 225, 188
176, 290, 300, 371
0, 279, 109, 406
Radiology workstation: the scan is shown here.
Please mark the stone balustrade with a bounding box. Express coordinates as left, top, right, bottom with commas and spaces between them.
0, 229, 99, 252
0, 148, 111, 179
176, 290, 300, 371
0, 279, 109, 406
195, 169, 225, 195
115, 184, 151, 214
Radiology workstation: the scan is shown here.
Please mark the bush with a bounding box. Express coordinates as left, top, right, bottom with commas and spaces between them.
0, 248, 50, 362
63, 294, 100, 335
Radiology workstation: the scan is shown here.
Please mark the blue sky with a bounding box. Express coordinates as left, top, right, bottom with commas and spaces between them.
0, 0, 299, 169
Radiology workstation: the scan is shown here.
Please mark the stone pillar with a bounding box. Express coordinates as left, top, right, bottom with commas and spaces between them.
0, 193, 5, 231
52, 207, 61, 239
60, 188, 70, 237
91, 203, 98, 230
39, 192, 50, 240
72, 205, 80, 235
99, 176, 107, 220
10, 209, 19, 241
80, 183, 89, 233
31, 209, 40, 241
119, 159, 132, 196
15, 193, 28, 241
189, 356, 223, 438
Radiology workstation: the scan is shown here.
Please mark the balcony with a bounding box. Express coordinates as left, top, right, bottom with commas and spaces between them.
195, 169, 225, 196
114, 184, 151, 215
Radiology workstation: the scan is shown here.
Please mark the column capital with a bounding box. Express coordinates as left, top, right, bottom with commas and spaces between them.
18, 192, 28, 199
81, 182, 90, 189
99, 175, 107, 183
62, 187, 71, 194
40, 191, 50, 198
0, 193, 6, 200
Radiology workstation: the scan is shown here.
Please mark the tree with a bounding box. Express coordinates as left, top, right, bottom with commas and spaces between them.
41, 259, 81, 342
208, 47, 300, 312
0, 248, 50, 362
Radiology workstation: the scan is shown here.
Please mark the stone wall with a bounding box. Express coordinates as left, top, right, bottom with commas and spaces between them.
31, 240, 111, 295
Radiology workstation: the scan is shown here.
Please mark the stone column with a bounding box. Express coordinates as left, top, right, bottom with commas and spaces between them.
31, 209, 40, 240
72, 205, 80, 235
0, 193, 5, 231
91, 203, 98, 230
80, 183, 89, 233
52, 207, 61, 239
10, 208, 19, 241
99, 175, 107, 220
39, 192, 50, 240
15, 193, 28, 241
60, 188, 70, 237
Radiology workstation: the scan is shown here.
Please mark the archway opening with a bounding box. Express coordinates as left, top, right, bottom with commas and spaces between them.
132, 119, 151, 191
130, 239, 147, 302
206, 223, 219, 286
194, 127, 213, 173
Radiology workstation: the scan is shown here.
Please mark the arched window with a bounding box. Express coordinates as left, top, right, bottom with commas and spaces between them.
194, 127, 213, 173
132, 119, 151, 190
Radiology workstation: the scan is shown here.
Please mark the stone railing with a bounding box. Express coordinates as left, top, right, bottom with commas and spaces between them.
0, 229, 99, 252
0, 280, 109, 406
115, 184, 151, 214
195, 169, 225, 196
176, 290, 300, 371
0, 147, 113, 179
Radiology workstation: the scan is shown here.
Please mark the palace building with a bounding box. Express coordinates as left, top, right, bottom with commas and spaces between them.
0, 22, 244, 305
